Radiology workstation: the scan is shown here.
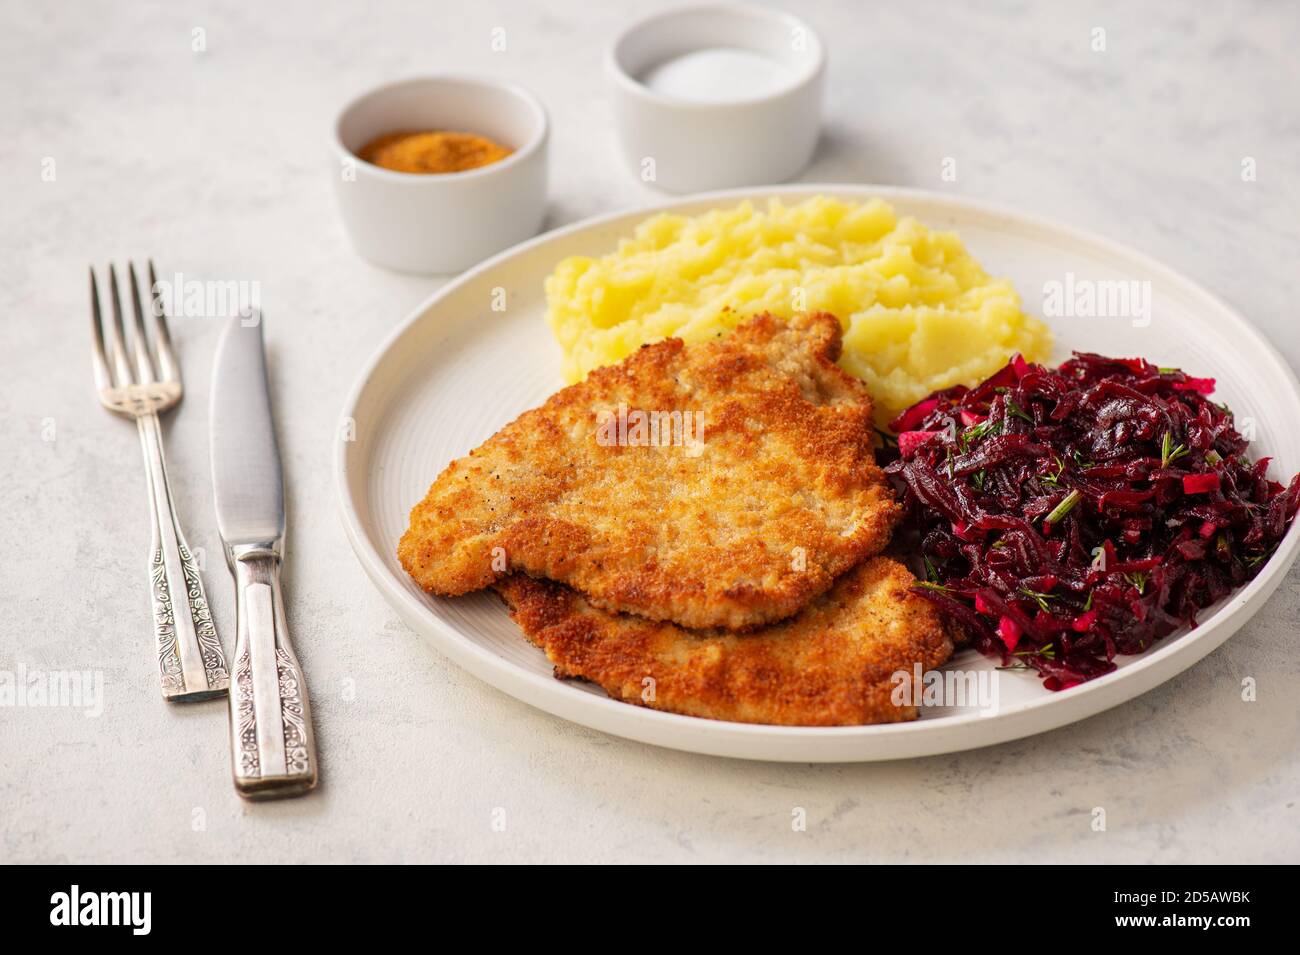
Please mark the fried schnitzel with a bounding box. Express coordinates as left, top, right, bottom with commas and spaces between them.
398, 312, 898, 630
493, 557, 954, 726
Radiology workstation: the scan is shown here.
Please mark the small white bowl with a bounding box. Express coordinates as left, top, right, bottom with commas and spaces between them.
331, 76, 548, 274
607, 4, 825, 194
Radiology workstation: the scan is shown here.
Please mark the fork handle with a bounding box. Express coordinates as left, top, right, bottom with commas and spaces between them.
137, 412, 229, 702
228, 547, 318, 799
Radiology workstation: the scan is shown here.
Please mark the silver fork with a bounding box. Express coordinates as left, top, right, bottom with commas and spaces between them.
90, 262, 229, 702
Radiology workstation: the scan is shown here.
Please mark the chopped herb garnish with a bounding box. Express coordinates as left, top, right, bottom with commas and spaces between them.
914, 580, 954, 594
1006, 399, 1033, 423
1160, 432, 1190, 468
1245, 549, 1273, 569
966, 419, 1000, 441
1044, 489, 1081, 525
1018, 586, 1056, 613
1041, 455, 1066, 487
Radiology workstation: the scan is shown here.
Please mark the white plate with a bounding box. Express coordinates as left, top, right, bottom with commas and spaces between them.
336, 185, 1300, 762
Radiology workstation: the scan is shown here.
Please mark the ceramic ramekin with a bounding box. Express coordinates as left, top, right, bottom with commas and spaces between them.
606, 4, 825, 194
331, 75, 549, 274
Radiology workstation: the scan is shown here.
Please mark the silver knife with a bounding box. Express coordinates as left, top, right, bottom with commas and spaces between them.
210, 312, 318, 799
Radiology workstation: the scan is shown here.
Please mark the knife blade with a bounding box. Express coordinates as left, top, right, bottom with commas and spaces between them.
210, 314, 284, 549
210, 312, 318, 799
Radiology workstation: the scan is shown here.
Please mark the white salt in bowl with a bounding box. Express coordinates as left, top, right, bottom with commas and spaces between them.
606, 4, 826, 193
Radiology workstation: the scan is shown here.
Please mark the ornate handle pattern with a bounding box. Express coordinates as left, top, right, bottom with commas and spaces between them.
137, 413, 228, 701
228, 548, 318, 799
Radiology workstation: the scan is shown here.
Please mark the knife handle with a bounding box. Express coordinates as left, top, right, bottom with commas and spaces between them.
228, 546, 318, 799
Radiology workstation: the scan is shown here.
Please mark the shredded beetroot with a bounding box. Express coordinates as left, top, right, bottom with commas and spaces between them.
884, 352, 1300, 689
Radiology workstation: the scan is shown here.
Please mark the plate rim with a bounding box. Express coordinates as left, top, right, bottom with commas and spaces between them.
334, 183, 1300, 761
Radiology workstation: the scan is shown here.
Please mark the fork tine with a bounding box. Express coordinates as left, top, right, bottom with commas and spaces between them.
126, 262, 157, 383
89, 267, 113, 391
147, 260, 179, 383
106, 265, 136, 385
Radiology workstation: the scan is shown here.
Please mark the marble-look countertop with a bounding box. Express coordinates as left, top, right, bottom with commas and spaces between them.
2, 0, 1297, 864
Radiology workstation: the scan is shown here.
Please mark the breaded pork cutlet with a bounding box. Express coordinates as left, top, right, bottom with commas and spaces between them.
398, 312, 899, 631
493, 557, 954, 726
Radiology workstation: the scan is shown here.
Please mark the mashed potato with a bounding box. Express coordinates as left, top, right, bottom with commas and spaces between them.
544, 196, 1052, 424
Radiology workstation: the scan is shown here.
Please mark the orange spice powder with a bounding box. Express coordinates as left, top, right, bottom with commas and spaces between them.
357, 130, 513, 174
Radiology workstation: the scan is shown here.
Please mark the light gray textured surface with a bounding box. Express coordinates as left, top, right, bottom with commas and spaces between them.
2, 0, 1298, 864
